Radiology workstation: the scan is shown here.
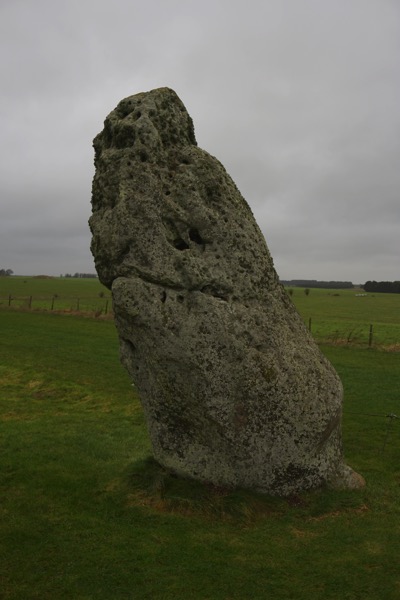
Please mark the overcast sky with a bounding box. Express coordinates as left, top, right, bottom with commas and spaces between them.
1, 0, 399, 283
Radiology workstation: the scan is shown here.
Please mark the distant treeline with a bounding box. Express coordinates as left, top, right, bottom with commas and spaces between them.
281, 280, 354, 289
63, 273, 98, 279
0, 268, 13, 277
363, 281, 400, 294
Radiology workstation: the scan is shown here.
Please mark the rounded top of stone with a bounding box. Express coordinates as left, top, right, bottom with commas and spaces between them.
95, 87, 196, 153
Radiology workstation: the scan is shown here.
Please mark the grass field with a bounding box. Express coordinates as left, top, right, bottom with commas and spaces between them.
1, 277, 399, 347
1, 304, 400, 599
0, 276, 111, 314
291, 286, 400, 348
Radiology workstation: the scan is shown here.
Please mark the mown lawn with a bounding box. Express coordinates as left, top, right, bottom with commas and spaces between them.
1, 310, 399, 599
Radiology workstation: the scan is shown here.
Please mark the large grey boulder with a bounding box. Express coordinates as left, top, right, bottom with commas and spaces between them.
90, 87, 363, 496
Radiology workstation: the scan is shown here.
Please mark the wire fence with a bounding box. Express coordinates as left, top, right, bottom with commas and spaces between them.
0, 293, 112, 316
307, 318, 400, 350
1, 295, 400, 348
344, 411, 399, 452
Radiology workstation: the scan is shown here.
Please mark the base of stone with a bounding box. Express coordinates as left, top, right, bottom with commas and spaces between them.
327, 464, 366, 490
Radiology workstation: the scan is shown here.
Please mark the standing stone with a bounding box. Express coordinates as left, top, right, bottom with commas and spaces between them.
89, 87, 363, 496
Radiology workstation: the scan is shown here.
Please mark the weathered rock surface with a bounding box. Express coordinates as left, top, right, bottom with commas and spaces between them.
90, 87, 363, 496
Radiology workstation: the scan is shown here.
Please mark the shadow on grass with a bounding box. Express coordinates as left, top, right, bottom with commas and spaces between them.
119, 456, 368, 526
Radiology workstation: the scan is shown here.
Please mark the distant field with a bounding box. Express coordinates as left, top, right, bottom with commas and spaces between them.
1, 277, 399, 348
0, 276, 111, 313
290, 286, 400, 348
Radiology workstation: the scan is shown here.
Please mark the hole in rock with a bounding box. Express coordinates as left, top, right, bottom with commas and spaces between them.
188, 228, 204, 245
174, 238, 189, 251
123, 338, 136, 353
200, 285, 229, 302
140, 150, 148, 162
177, 295, 185, 303
165, 190, 171, 196
160, 291, 167, 303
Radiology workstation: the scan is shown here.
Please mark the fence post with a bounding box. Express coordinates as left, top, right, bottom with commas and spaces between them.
51, 296, 55, 311
8, 294, 12, 306
28, 295, 32, 309
368, 324, 373, 348
76, 298, 80, 311
308, 317, 312, 332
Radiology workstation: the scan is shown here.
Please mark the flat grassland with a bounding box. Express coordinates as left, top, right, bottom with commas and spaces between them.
1, 276, 399, 346
0, 281, 399, 599
291, 286, 400, 348
0, 276, 111, 314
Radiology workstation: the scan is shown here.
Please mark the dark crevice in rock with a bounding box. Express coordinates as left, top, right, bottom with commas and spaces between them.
114, 266, 232, 305
173, 238, 190, 251
122, 338, 136, 353
162, 217, 190, 251
314, 410, 342, 455
200, 284, 230, 302
188, 227, 204, 245
114, 267, 188, 295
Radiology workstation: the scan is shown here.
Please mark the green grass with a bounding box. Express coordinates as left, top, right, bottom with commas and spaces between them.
290, 286, 400, 348
0, 276, 111, 313
1, 278, 400, 347
1, 309, 400, 598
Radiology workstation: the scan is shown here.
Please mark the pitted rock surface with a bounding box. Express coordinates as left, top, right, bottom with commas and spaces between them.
90, 87, 363, 495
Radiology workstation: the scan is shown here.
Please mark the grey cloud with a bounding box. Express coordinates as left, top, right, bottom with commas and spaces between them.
1, 0, 399, 281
